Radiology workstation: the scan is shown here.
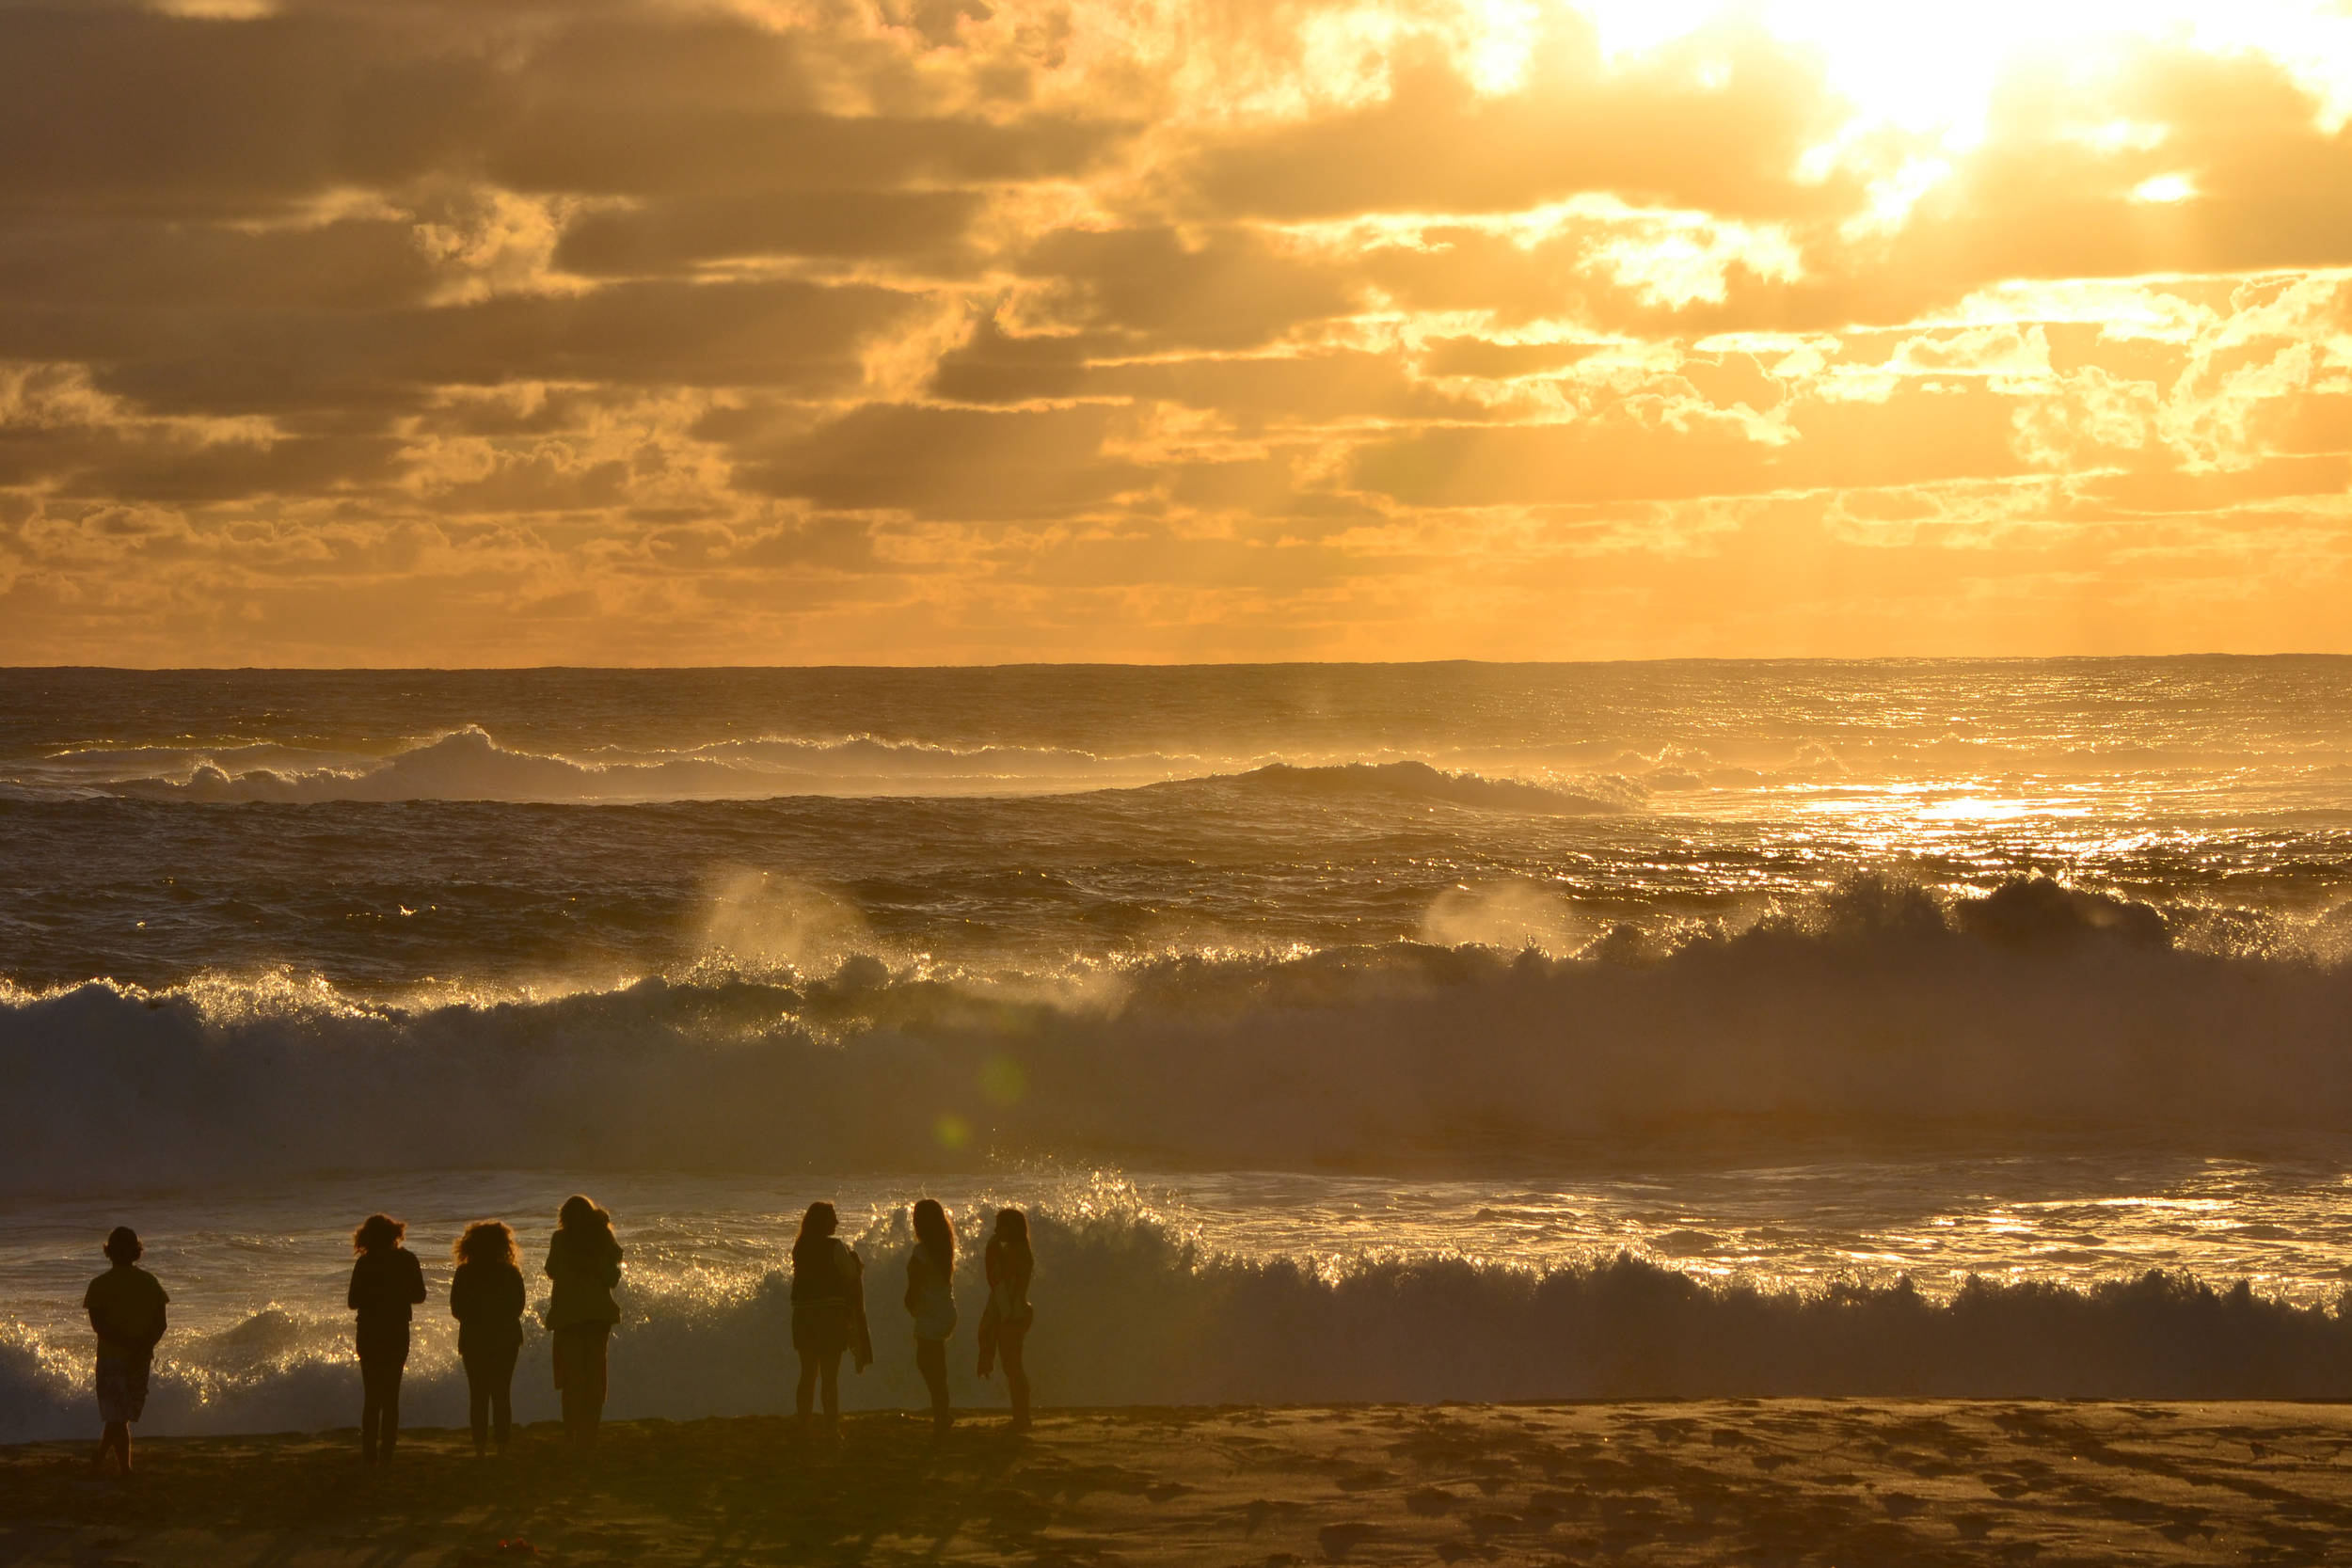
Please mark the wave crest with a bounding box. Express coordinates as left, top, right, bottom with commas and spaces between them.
83, 726, 1200, 804
4, 877, 2349, 1194
8, 1207, 2352, 1440
1198, 760, 1640, 815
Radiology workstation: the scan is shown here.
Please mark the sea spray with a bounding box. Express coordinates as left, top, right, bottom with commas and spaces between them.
8, 1210, 2352, 1441
8, 878, 2352, 1194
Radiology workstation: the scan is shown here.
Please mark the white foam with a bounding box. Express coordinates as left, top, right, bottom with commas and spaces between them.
8, 1208, 2350, 1441
5, 878, 2349, 1198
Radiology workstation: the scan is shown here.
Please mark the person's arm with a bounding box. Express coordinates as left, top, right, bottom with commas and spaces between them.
449, 1265, 469, 1321
905, 1252, 924, 1313
404, 1249, 426, 1306
143, 1287, 167, 1354
599, 1239, 621, 1291
347, 1259, 364, 1312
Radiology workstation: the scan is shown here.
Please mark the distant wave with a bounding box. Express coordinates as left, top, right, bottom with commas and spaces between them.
1181, 760, 1642, 816
6, 877, 2351, 1196
36, 728, 1645, 812
73, 726, 1202, 804
7, 1207, 2352, 1440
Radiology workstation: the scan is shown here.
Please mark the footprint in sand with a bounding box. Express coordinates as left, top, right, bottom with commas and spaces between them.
1235, 1497, 1308, 1537
1318, 1521, 1381, 1561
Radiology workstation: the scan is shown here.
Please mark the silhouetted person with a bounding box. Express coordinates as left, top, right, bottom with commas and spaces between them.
904, 1199, 957, 1433
84, 1227, 167, 1476
347, 1212, 427, 1464
790, 1201, 869, 1433
450, 1220, 526, 1456
978, 1207, 1034, 1431
545, 1195, 622, 1449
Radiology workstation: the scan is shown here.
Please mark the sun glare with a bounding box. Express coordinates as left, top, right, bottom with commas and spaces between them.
1574, 0, 2352, 150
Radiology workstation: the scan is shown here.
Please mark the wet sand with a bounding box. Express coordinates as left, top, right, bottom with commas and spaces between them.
6, 1400, 2351, 1565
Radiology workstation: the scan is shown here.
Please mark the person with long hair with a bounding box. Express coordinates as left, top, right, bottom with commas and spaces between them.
83, 1227, 167, 1476
449, 1220, 526, 1456
544, 1195, 623, 1450
977, 1207, 1034, 1431
789, 1201, 869, 1433
903, 1199, 957, 1433
347, 1212, 427, 1463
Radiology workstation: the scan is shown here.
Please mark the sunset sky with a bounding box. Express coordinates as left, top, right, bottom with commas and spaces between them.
2, 0, 2348, 664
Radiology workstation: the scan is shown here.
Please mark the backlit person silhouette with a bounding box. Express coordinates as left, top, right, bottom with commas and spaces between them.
545, 1195, 623, 1449
347, 1212, 427, 1464
84, 1227, 167, 1476
903, 1198, 957, 1433
450, 1219, 526, 1456
790, 1201, 869, 1433
977, 1207, 1034, 1431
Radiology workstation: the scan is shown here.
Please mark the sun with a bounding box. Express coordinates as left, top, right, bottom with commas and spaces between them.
1558, 0, 2352, 150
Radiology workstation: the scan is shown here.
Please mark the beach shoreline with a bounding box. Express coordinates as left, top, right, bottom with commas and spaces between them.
6, 1398, 2349, 1565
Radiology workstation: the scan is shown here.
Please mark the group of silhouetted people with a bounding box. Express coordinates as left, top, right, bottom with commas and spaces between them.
787, 1199, 1034, 1435
81, 1196, 1034, 1473
340, 1196, 621, 1464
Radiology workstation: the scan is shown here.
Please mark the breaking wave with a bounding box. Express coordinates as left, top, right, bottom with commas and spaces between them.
71, 726, 1204, 804
5, 877, 2351, 1196
39, 726, 1646, 815
8, 1206, 2352, 1440
1180, 760, 1640, 815
52, 728, 1638, 813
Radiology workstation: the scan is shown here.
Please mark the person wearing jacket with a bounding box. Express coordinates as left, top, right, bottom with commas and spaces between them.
790, 1201, 869, 1433
450, 1219, 526, 1456
347, 1212, 428, 1464
544, 1195, 622, 1450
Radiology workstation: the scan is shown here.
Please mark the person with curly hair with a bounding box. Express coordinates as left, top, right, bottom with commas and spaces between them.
346, 1212, 427, 1464
450, 1220, 526, 1456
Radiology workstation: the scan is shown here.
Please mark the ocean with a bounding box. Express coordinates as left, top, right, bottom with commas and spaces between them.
6, 658, 2352, 1437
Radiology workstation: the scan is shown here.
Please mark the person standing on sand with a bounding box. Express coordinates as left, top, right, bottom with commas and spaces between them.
791, 1201, 870, 1433
84, 1227, 167, 1476
977, 1207, 1034, 1431
903, 1199, 958, 1433
450, 1220, 527, 1457
545, 1195, 623, 1450
347, 1212, 427, 1464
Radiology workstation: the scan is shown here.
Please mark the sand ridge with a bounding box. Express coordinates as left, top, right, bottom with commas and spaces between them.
5, 1400, 2352, 1565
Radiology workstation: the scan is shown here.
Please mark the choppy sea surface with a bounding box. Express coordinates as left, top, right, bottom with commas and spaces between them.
5, 658, 2352, 1434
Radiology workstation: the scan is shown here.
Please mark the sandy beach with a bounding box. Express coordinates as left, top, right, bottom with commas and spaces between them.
7, 1399, 2351, 1566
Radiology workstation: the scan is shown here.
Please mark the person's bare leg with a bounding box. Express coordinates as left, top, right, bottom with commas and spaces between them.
795, 1351, 818, 1426
818, 1353, 841, 1433
1001, 1330, 1029, 1430
916, 1338, 950, 1431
